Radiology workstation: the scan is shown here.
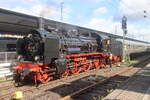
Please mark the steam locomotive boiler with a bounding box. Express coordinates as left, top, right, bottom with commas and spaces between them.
12, 29, 120, 86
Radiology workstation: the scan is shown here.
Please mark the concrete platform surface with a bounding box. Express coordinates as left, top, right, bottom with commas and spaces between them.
104, 64, 150, 100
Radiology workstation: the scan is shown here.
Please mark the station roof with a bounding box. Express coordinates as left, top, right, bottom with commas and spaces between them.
0, 8, 38, 33
0, 8, 149, 44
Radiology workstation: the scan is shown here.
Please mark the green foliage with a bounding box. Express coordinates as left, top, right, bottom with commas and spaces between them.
125, 55, 130, 63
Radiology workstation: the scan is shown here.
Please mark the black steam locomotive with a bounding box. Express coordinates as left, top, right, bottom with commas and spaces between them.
12, 29, 119, 85
16, 29, 104, 63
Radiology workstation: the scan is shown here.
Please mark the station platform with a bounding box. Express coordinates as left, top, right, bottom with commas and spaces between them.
104, 63, 150, 100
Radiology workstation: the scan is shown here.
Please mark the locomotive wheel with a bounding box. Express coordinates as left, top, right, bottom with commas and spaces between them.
13, 71, 24, 87
62, 69, 70, 78
40, 76, 50, 84
71, 67, 81, 74
39, 73, 51, 84
83, 65, 90, 72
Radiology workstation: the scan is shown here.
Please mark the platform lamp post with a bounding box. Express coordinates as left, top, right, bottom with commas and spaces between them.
39, 17, 44, 30
60, 2, 64, 21
144, 10, 147, 18
122, 16, 127, 62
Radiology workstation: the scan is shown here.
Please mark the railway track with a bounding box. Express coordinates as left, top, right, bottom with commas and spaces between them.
0, 67, 130, 100
58, 57, 150, 100
58, 67, 133, 100
0, 56, 149, 100
0, 68, 101, 100
0, 84, 14, 91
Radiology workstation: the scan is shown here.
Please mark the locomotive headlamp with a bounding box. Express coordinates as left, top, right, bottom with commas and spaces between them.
27, 34, 32, 38
35, 56, 40, 61
17, 55, 23, 61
